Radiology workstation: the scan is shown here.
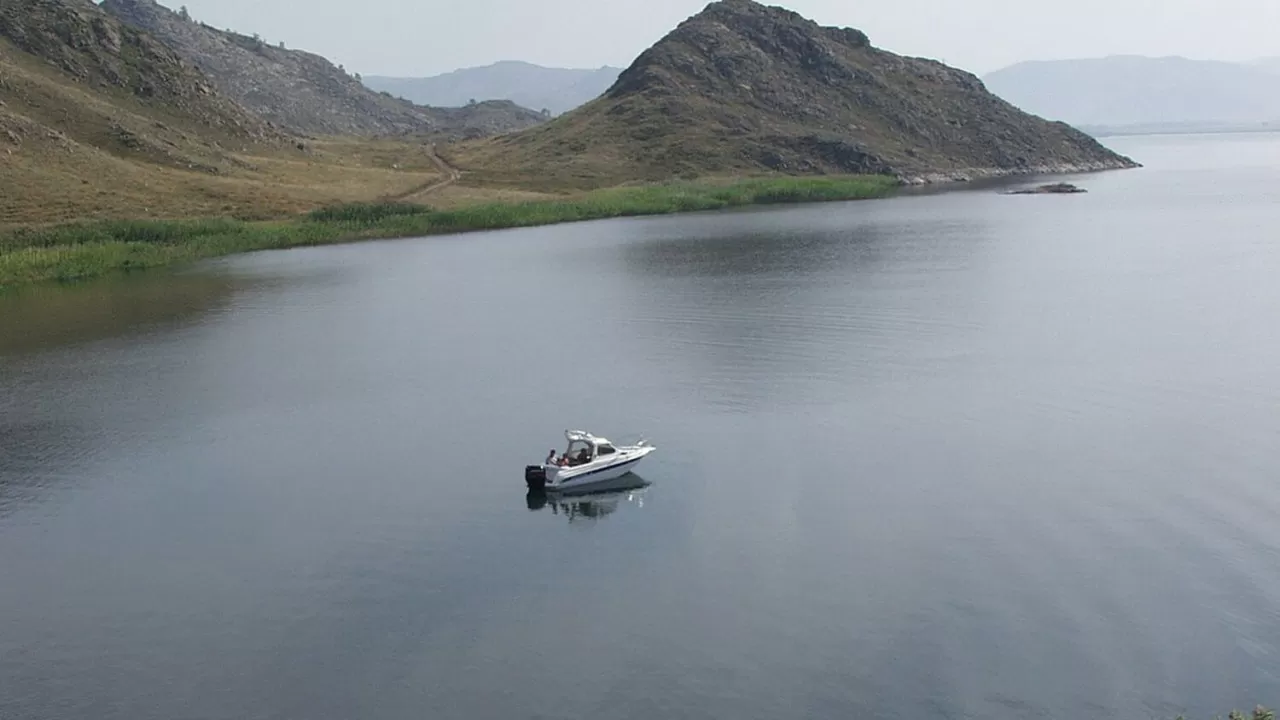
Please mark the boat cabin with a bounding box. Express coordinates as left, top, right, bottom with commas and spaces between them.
556, 430, 619, 467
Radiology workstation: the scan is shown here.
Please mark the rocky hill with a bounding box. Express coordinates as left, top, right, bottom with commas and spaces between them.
0, 0, 458, 226
0, 0, 276, 143
365, 61, 623, 116
451, 0, 1137, 188
0, 0, 285, 206
1, 0, 266, 224
100, 0, 547, 138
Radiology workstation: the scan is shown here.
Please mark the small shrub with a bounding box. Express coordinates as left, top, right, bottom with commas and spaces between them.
306, 202, 432, 224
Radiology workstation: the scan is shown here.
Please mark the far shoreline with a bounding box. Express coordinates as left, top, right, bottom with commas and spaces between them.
0, 162, 1144, 292
1, 176, 897, 291
1087, 125, 1280, 139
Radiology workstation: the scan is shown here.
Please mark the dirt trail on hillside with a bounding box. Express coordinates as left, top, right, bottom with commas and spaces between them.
391, 145, 460, 203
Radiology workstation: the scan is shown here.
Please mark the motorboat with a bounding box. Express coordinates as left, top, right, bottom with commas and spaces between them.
525, 429, 655, 492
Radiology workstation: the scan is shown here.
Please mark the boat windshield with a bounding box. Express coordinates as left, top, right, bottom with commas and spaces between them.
563, 440, 595, 466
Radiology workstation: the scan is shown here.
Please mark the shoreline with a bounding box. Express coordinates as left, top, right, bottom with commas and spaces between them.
0, 158, 1144, 292
897, 158, 1141, 185
0, 176, 898, 291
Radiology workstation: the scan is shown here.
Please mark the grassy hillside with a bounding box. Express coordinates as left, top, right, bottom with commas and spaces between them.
0, 0, 274, 138
0, 0, 457, 227
0, 38, 448, 225
0, 0, 566, 231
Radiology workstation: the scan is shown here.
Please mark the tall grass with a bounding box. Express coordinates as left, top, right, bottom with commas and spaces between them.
0, 218, 246, 251
1, 176, 899, 289
305, 202, 434, 224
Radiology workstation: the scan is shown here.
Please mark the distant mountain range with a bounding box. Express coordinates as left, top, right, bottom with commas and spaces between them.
1255, 57, 1280, 74
983, 56, 1280, 135
363, 61, 623, 116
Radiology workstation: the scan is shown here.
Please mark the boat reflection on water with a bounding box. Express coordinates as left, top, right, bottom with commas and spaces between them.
526, 475, 652, 526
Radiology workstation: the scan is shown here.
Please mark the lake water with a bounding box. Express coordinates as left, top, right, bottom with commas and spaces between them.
3, 132, 1280, 720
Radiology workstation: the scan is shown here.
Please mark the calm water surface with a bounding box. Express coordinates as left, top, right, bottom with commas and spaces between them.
3, 133, 1280, 720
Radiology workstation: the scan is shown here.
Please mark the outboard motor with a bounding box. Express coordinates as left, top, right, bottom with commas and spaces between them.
525, 465, 547, 491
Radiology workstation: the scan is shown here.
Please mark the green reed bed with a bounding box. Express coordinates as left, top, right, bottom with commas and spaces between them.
0, 176, 898, 289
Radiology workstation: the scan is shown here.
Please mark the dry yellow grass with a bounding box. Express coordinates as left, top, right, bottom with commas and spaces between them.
0, 140, 450, 226
425, 183, 561, 209
0, 39, 447, 228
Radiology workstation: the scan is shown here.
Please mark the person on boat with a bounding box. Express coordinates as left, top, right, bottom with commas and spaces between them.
546, 449, 558, 465
573, 447, 591, 466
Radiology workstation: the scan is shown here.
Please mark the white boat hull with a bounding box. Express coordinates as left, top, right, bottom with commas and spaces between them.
542, 446, 655, 492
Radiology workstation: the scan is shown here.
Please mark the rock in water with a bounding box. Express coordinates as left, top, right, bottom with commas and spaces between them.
1005, 183, 1088, 195
454, 0, 1140, 188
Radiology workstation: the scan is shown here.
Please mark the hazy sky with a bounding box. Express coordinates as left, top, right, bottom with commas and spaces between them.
169, 0, 1280, 77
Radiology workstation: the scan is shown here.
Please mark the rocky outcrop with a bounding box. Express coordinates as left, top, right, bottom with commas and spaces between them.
100, 0, 546, 138
0, 106, 35, 147
431, 100, 555, 141
457, 0, 1138, 186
